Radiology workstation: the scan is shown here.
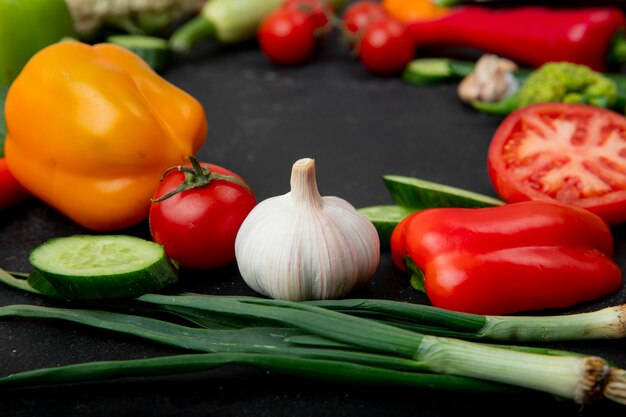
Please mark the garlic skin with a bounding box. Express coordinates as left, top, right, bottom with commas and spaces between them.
235, 158, 380, 301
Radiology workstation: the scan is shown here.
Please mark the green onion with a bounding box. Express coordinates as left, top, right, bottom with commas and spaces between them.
304, 298, 626, 341
2, 268, 624, 342
0, 352, 512, 394
133, 294, 626, 404
1, 271, 625, 404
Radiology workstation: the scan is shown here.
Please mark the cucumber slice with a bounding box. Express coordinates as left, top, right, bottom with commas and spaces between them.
29, 235, 179, 299
358, 205, 416, 250
27, 269, 67, 298
403, 58, 455, 85
107, 34, 169, 71
383, 175, 504, 209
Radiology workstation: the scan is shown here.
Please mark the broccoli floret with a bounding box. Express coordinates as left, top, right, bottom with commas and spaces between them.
517, 62, 617, 108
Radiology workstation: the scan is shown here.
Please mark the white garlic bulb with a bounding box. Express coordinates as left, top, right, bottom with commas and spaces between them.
235, 158, 380, 301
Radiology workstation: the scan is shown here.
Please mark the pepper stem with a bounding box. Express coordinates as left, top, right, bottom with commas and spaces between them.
470, 92, 520, 116
405, 256, 426, 293
169, 15, 217, 53
290, 158, 324, 209
151, 155, 251, 203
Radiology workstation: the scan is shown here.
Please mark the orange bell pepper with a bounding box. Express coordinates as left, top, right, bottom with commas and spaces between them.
4, 41, 207, 231
382, 0, 449, 23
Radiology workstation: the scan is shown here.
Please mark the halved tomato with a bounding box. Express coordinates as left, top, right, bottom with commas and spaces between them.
487, 103, 626, 225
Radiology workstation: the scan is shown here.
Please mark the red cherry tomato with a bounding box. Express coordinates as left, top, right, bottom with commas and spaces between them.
488, 103, 626, 225
283, 0, 331, 33
342, 0, 387, 37
359, 16, 414, 75
149, 160, 256, 269
258, 7, 316, 66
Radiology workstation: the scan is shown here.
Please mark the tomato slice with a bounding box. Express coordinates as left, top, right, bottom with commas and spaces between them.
487, 103, 626, 225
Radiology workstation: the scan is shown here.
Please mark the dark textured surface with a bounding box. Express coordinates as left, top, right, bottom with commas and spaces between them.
1, 11, 626, 416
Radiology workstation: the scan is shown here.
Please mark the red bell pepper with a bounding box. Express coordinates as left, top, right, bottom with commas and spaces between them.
406, 6, 626, 71
0, 158, 30, 210
391, 201, 622, 315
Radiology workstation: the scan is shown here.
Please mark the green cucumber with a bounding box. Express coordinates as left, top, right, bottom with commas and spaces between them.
383, 175, 504, 209
358, 205, 416, 250
29, 235, 178, 299
27, 269, 66, 298
106, 34, 169, 71
402, 59, 456, 85
402, 58, 531, 87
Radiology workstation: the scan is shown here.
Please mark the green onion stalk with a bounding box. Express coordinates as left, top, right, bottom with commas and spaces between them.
303, 298, 626, 342
0, 270, 625, 404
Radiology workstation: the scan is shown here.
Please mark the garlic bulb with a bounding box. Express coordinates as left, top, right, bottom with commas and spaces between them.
235, 158, 380, 301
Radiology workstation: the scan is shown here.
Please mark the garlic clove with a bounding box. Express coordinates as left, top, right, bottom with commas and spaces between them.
235, 158, 380, 301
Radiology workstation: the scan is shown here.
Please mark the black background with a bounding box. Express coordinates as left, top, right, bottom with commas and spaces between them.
2, 1, 626, 415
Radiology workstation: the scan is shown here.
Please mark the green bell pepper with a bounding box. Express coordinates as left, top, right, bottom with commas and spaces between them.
0, 0, 76, 86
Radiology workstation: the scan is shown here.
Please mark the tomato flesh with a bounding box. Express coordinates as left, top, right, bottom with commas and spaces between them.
488, 103, 626, 225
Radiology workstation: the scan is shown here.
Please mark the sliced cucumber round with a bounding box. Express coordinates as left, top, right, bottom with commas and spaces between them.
29, 235, 179, 299
27, 269, 67, 298
403, 58, 455, 85
383, 175, 504, 209
358, 205, 416, 250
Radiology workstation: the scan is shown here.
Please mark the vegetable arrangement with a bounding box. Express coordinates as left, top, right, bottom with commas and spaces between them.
2, 0, 626, 412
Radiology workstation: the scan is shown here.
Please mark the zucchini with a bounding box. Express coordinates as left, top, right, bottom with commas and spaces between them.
107, 34, 170, 71
29, 235, 179, 299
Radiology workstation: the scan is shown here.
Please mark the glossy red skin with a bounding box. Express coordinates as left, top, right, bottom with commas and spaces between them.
0, 158, 30, 210
283, 0, 331, 32
406, 6, 625, 71
149, 163, 256, 270
342, 1, 387, 38
258, 7, 316, 66
488, 103, 626, 225
390, 201, 621, 315
424, 246, 621, 315
359, 17, 414, 75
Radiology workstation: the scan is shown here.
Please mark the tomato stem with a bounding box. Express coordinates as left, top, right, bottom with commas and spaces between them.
151, 156, 252, 203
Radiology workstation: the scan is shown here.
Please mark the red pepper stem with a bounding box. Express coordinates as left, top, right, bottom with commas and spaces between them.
405, 257, 426, 293
151, 156, 251, 203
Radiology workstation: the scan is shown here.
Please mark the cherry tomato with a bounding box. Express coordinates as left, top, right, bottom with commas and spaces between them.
342, 1, 387, 37
258, 7, 316, 66
149, 160, 256, 269
283, 0, 331, 33
359, 16, 414, 75
488, 103, 626, 225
